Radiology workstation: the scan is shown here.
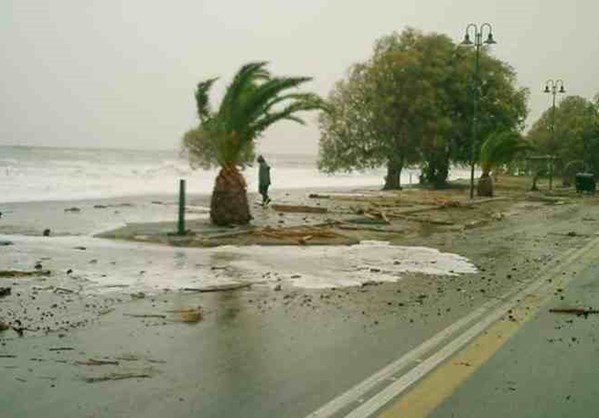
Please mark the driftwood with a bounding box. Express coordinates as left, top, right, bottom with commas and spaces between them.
123, 313, 167, 319
75, 359, 120, 366
298, 235, 313, 245
251, 226, 339, 239
83, 373, 152, 383
346, 217, 388, 226
0, 270, 51, 278
270, 204, 328, 214
167, 307, 203, 323
337, 224, 404, 233
549, 308, 599, 316
392, 214, 455, 226
182, 282, 252, 293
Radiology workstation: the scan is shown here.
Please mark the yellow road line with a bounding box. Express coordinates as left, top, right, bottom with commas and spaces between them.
380, 295, 538, 418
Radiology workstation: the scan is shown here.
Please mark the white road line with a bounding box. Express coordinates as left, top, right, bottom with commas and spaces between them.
304, 297, 502, 418
304, 240, 588, 418
343, 238, 599, 418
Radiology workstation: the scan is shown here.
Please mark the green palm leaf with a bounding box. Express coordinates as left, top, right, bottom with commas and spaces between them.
479, 131, 531, 175
183, 61, 326, 169
195, 78, 218, 122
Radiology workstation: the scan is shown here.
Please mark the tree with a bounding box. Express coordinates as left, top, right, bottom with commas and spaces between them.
320, 29, 458, 189
425, 44, 528, 188
182, 62, 325, 226
318, 28, 528, 189
527, 95, 599, 180
477, 131, 530, 196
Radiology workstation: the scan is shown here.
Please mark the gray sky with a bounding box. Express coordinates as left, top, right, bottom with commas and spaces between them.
1, 0, 598, 155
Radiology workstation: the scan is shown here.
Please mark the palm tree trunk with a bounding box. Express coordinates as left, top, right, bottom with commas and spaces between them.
210, 165, 251, 226
477, 166, 494, 197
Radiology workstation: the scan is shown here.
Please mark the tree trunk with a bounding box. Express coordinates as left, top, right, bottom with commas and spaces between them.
477, 173, 494, 197
420, 152, 450, 189
210, 165, 251, 226
383, 161, 403, 190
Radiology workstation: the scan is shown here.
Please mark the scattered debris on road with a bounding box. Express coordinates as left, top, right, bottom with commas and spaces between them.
0, 270, 51, 278
169, 307, 203, 323
270, 204, 328, 214
549, 308, 599, 317
123, 313, 167, 319
183, 283, 252, 293
83, 372, 152, 383
75, 359, 120, 366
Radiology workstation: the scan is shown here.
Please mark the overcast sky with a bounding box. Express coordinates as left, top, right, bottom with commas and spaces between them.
1, 0, 598, 155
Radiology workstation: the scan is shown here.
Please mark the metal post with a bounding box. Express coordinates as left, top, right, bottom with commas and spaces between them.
177, 179, 186, 235
548, 158, 553, 190
544, 79, 565, 190
549, 91, 556, 190
470, 40, 481, 199
462, 23, 496, 199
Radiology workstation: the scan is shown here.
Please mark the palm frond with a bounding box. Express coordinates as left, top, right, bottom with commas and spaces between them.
195, 78, 219, 122
218, 62, 269, 116
480, 131, 531, 174
232, 77, 314, 139
251, 96, 327, 134
185, 61, 324, 167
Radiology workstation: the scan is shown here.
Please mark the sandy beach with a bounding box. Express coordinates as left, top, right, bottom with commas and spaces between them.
2, 175, 598, 417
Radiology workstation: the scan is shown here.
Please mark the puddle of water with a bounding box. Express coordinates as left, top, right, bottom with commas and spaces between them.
219, 240, 477, 289
1, 236, 477, 292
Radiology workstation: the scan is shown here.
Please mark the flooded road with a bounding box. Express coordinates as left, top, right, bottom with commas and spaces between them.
2, 194, 599, 417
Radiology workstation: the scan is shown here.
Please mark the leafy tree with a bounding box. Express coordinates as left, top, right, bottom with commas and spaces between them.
318, 28, 528, 189
182, 62, 325, 226
527, 95, 599, 180
319, 29, 453, 189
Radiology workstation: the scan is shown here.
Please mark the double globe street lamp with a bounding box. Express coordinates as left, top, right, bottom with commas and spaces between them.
461, 23, 497, 199
543, 79, 566, 190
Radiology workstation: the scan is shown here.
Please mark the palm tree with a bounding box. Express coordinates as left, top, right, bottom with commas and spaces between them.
478, 131, 530, 197
183, 62, 325, 226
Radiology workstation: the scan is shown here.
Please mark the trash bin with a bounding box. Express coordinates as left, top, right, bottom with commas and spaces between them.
575, 173, 596, 194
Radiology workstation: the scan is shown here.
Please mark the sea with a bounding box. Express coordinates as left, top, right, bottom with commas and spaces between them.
0, 145, 469, 204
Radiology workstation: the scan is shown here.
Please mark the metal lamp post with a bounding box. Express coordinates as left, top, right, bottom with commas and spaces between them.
461, 23, 497, 199
543, 79, 566, 190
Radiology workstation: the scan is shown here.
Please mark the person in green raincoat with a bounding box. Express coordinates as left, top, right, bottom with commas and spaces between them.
257, 155, 271, 206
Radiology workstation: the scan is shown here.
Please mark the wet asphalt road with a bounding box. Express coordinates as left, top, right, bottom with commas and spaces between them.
426, 250, 599, 418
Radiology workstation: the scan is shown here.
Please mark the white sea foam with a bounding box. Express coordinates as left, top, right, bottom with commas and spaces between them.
0, 146, 388, 203
0, 146, 474, 203
1, 236, 477, 292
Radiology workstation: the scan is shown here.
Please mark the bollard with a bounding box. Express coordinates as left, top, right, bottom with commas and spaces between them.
548, 159, 553, 191
177, 179, 186, 235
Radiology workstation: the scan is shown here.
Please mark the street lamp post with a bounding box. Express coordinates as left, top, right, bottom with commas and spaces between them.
543, 79, 565, 190
461, 23, 497, 199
